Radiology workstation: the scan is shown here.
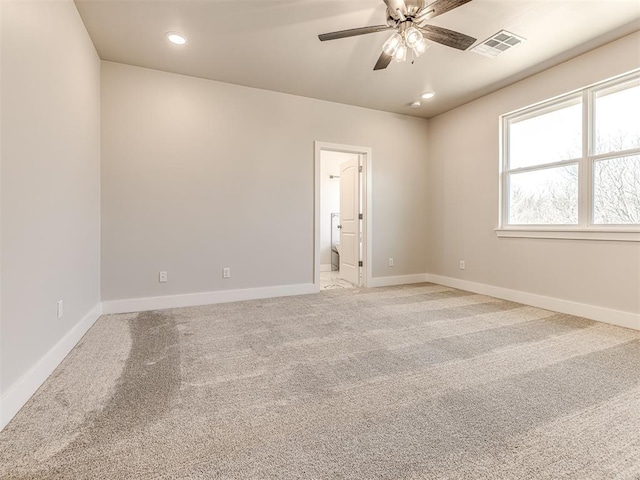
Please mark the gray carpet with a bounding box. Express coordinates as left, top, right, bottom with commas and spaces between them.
2, 283, 640, 479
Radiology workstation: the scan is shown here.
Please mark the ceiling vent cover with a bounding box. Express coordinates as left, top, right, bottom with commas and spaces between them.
471, 30, 525, 58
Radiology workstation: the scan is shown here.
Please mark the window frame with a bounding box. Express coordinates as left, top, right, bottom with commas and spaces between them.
497, 69, 640, 242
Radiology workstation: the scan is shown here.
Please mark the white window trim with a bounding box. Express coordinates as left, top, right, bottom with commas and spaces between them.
498, 69, 640, 242
495, 228, 640, 242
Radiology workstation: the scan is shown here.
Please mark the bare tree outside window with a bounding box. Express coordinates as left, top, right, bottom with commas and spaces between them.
509, 166, 578, 224
594, 155, 640, 224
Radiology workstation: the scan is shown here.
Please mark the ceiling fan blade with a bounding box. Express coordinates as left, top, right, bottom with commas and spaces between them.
318, 25, 394, 42
373, 52, 393, 70
420, 0, 473, 20
418, 24, 476, 50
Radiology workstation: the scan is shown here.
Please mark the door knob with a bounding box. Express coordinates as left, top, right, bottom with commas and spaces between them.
337, 225, 342, 229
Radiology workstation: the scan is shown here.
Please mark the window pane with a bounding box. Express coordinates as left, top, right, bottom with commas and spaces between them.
593, 155, 640, 224
508, 165, 578, 224
509, 100, 582, 169
594, 80, 640, 155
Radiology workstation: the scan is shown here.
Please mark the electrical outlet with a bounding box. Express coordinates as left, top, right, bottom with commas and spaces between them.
459, 260, 465, 270
159, 271, 168, 283
223, 267, 231, 279
57, 300, 64, 319
388, 258, 394, 267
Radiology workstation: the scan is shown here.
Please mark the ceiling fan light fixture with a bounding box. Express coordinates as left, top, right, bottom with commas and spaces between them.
393, 43, 408, 62
412, 38, 428, 57
166, 32, 187, 45
404, 26, 423, 49
393, 43, 407, 63
382, 33, 403, 56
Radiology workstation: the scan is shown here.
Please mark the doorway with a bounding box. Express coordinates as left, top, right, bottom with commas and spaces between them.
314, 142, 372, 292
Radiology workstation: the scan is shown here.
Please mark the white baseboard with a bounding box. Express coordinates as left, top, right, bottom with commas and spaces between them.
0, 303, 102, 431
368, 273, 430, 288
102, 283, 316, 314
426, 274, 640, 331
320, 264, 333, 272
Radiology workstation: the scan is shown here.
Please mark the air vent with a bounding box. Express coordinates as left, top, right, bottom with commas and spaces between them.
471, 30, 525, 58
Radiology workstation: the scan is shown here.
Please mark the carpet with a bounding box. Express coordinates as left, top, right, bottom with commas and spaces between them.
1, 283, 640, 479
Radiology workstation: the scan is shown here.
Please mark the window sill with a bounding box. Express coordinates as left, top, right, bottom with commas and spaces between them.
495, 228, 640, 242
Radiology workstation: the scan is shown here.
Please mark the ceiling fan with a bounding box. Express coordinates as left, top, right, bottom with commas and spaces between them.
318, 0, 477, 70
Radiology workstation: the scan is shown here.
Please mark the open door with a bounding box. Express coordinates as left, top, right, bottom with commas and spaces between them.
314, 141, 371, 292
339, 158, 360, 286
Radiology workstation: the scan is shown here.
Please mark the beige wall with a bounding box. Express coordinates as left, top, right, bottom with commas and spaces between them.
1, 1, 101, 394
426, 32, 640, 315
101, 62, 429, 301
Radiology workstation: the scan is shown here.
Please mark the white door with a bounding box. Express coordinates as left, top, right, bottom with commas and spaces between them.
339, 158, 360, 286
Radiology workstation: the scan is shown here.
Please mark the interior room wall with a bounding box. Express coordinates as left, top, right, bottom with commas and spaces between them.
319, 151, 359, 270
101, 62, 429, 303
426, 32, 640, 318
1, 0, 101, 416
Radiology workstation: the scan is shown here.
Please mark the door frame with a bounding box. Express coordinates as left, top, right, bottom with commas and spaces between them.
314, 141, 372, 292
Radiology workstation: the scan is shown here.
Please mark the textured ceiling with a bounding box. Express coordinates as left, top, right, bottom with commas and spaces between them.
75, 0, 640, 118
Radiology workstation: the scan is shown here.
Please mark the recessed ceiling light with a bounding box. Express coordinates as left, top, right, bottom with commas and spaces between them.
167, 32, 187, 45
410, 100, 421, 108
421, 92, 435, 100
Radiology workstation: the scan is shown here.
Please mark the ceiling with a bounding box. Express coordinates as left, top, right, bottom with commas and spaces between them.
74, 0, 640, 119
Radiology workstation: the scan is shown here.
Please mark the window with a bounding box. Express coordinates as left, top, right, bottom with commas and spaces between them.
499, 70, 640, 240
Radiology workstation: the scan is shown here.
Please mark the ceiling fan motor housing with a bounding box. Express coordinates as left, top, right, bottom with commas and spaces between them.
386, 0, 429, 22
